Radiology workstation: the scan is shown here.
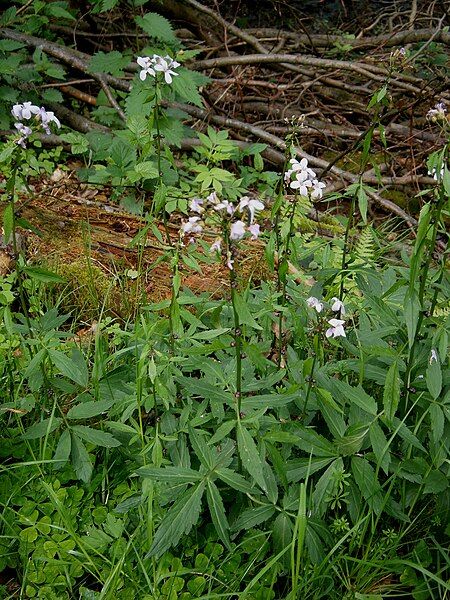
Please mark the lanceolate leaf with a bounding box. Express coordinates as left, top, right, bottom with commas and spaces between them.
232, 504, 276, 531
369, 421, 391, 475
71, 433, 93, 483
136, 466, 202, 484
351, 456, 383, 515
215, 467, 255, 494
22, 417, 62, 440
206, 480, 231, 549
71, 425, 120, 448
147, 481, 205, 558
383, 361, 400, 422
237, 422, 266, 491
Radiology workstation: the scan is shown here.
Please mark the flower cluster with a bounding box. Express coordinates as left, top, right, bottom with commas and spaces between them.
11, 102, 60, 148
137, 55, 180, 84
181, 193, 264, 270
426, 102, 447, 123
306, 296, 347, 339
284, 157, 326, 199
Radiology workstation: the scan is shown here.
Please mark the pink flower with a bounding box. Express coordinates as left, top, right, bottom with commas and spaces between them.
210, 238, 222, 253
230, 220, 246, 240
182, 216, 202, 235
326, 318, 346, 338
307, 296, 323, 313
248, 223, 260, 240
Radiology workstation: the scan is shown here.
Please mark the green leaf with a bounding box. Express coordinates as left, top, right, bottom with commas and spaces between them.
137, 466, 202, 484
2, 203, 13, 247
429, 404, 444, 446
290, 426, 337, 457
357, 182, 368, 224
66, 398, 114, 420
71, 433, 93, 483
237, 423, 266, 491
193, 328, 230, 340
312, 458, 344, 517
22, 417, 62, 440
334, 380, 377, 415
404, 288, 420, 349
231, 291, 262, 330
89, 51, 130, 76
22, 267, 65, 283
147, 481, 205, 557
369, 421, 390, 475
383, 361, 400, 422
272, 512, 293, 569
135, 12, 176, 42
423, 470, 448, 494
232, 504, 275, 531
206, 480, 231, 549
171, 67, 204, 107
189, 427, 215, 469
48, 349, 88, 387
351, 456, 383, 515
216, 467, 255, 494
71, 425, 121, 448
426, 353, 442, 400
53, 429, 71, 469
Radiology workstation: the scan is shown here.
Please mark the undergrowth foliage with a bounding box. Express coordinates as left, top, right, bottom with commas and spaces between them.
0, 5, 450, 600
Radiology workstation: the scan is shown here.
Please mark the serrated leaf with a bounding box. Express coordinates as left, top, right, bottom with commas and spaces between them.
404, 289, 420, 349
53, 429, 71, 469
237, 423, 266, 491
71, 425, 120, 448
206, 480, 231, 549
135, 12, 176, 42
147, 481, 205, 557
272, 512, 293, 569
426, 355, 442, 400
383, 361, 400, 422
189, 427, 215, 469
89, 51, 130, 76
231, 291, 262, 330
334, 380, 377, 415
66, 399, 114, 420
423, 470, 448, 494
71, 433, 92, 483
171, 68, 204, 107
351, 456, 383, 515
22, 417, 62, 440
429, 404, 444, 446
136, 466, 202, 483
216, 467, 254, 494
232, 504, 275, 531
369, 421, 390, 475
48, 349, 88, 387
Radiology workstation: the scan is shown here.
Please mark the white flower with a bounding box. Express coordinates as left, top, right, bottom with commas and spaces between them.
14, 122, 32, 148
137, 54, 180, 84
428, 166, 444, 181
206, 191, 219, 205
306, 296, 323, 313
330, 297, 345, 315
137, 56, 156, 81
285, 157, 316, 182
189, 197, 204, 213
230, 220, 246, 240
210, 238, 222, 253
182, 216, 202, 234
290, 175, 312, 196
11, 101, 39, 121
427, 102, 447, 122
310, 179, 326, 200
37, 108, 60, 133
429, 349, 438, 364
226, 252, 234, 270
248, 223, 260, 240
326, 318, 346, 338
238, 196, 264, 223
214, 200, 235, 215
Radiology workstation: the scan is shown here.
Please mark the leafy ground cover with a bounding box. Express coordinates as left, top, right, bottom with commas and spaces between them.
1, 2, 450, 599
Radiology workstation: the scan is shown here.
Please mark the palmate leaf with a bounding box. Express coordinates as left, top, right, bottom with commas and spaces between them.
147, 481, 205, 558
